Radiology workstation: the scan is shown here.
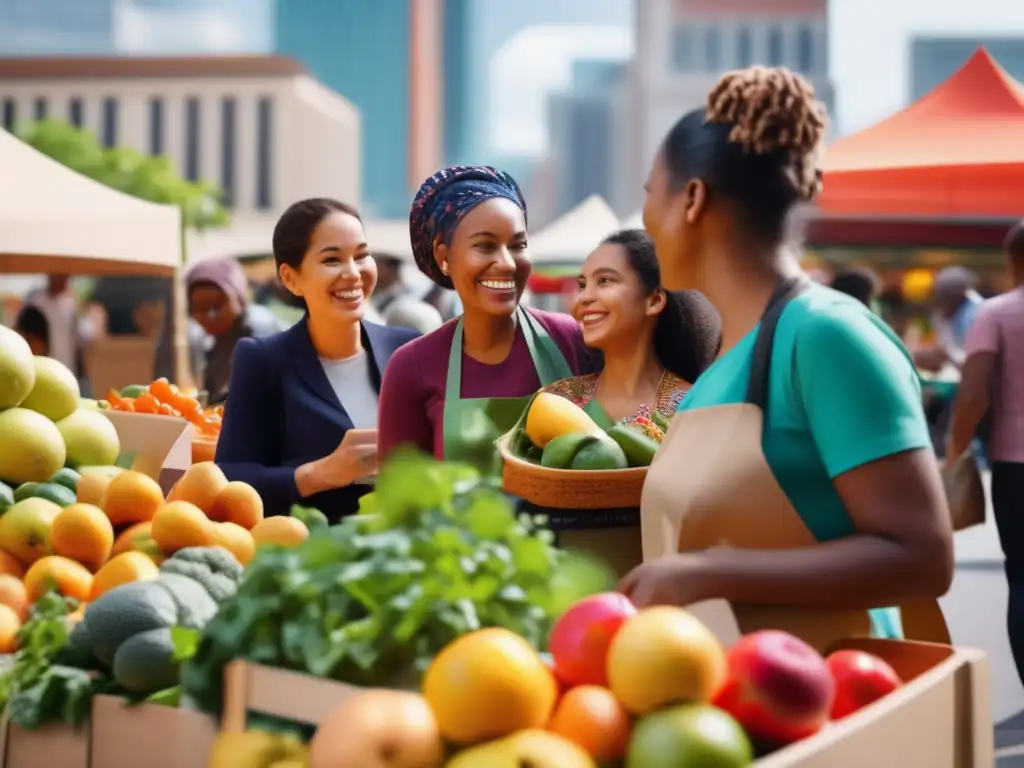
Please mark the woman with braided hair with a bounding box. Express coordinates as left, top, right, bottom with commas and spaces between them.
620, 66, 954, 649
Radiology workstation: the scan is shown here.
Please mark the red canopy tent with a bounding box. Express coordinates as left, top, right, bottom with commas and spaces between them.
817, 48, 1024, 219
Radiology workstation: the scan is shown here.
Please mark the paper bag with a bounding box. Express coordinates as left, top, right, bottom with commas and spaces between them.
943, 449, 986, 532
103, 411, 194, 493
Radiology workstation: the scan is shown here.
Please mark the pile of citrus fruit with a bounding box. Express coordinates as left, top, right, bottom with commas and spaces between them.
103, 378, 222, 438
301, 594, 906, 768
0, 462, 309, 655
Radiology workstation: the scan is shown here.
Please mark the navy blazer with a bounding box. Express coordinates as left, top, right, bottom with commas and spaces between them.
215, 317, 419, 521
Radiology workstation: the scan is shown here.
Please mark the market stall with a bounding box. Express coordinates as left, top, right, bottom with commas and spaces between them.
0, 127, 185, 390
531, 195, 620, 265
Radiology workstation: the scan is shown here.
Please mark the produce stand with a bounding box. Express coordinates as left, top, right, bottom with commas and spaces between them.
0, 127, 187, 389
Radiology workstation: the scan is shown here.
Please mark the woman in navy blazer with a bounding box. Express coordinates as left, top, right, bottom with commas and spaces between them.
215, 198, 419, 521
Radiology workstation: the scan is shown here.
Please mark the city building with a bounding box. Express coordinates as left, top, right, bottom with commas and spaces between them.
910, 37, 1024, 101
547, 60, 627, 217
0, 0, 271, 56
0, 55, 360, 256
611, 0, 836, 214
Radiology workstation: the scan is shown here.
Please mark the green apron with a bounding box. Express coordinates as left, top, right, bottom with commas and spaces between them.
442, 307, 573, 460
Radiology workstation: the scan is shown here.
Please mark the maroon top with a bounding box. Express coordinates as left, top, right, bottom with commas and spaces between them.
378, 308, 587, 459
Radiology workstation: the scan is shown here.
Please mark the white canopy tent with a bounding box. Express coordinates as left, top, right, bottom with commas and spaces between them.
531, 195, 620, 264
0, 128, 181, 276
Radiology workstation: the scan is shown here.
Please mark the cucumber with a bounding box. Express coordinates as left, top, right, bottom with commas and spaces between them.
606, 423, 660, 467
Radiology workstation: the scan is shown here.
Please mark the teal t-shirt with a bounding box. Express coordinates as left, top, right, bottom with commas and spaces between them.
679, 283, 931, 638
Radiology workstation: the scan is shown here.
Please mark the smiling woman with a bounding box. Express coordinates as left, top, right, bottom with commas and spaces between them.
214, 198, 421, 521
377, 165, 592, 460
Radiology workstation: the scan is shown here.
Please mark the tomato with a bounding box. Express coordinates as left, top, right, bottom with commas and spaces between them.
826, 650, 902, 720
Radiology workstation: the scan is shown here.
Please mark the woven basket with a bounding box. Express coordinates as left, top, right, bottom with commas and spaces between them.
497, 430, 647, 509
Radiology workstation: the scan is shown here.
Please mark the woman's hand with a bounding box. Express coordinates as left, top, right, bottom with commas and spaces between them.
619, 553, 716, 609
295, 429, 378, 497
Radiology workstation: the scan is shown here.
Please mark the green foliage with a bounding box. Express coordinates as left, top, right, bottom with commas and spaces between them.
15, 118, 229, 231
181, 449, 615, 717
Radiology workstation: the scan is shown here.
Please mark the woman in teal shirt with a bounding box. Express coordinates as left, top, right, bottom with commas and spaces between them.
621, 66, 954, 648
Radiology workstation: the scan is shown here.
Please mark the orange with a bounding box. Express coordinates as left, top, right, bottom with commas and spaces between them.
90, 551, 160, 600
111, 521, 165, 564
210, 522, 255, 566
76, 472, 113, 507
548, 685, 632, 760
0, 574, 29, 620
251, 517, 308, 549
606, 607, 726, 715
51, 503, 115, 571
0, 603, 21, 653
23, 555, 94, 602
0, 550, 24, 579
148, 377, 177, 404
103, 470, 165, 526
209, 481, 264, 529
151, 501, 214, 554
167, 462, 228, 515
422, 627, 558, 745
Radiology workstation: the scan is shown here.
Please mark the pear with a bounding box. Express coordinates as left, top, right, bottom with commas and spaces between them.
445, 730, 595, 768
309, 689, 444, 768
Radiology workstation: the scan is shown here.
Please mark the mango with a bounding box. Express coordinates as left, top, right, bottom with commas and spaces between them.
524, 393, 601, 449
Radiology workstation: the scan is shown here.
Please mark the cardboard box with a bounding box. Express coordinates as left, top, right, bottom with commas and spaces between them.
2, 721, 90, 768
221, 660, 359, 733
83, 336, 158, 400
89, 695, 217, 768
103, 410, 194, 494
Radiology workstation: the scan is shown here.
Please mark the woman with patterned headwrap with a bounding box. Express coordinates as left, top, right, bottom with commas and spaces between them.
377, 166, 592, 460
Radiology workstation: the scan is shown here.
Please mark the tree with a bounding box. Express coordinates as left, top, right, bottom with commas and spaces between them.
16, 118, 229, 231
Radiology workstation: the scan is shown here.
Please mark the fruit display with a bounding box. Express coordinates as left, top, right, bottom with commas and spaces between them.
0, 326, 121, 487
102, 379, 223, 438
301, 596, 907, 767
507, 392, 665, 470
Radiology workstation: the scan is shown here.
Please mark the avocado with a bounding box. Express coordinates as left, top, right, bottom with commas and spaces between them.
48, 467, 82, 493
607, 423, 660, 467
571, 433, 629, 470
16, 481, 77, 508
541, 432, 595, 469
13, 482, 41, 502
120, 384, 148, 398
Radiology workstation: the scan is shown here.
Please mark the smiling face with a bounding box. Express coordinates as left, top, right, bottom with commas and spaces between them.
435, 198, 530, 317
572, 242, 665, 351
278, 210, 378, 325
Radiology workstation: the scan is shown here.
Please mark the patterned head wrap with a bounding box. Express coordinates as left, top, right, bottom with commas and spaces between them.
409, 165, 527, 288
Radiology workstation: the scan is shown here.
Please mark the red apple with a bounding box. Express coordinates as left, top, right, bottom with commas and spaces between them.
548, 592, 637, 687
713, 630, 834, 747
826, 650, 902, 720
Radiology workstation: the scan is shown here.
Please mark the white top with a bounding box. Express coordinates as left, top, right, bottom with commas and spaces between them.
318, 350, 379, 429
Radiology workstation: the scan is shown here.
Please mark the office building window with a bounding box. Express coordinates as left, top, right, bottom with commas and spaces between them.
705, 27, 722, 71
256, 96, 273, 210
68, 97, 83, 127
185, 97, 200, 181
671, 26, 696, 71
736, 26, 753, 68
33, 97, 47, 120
148, 97, 164, 155
101, 97, 118, 147
1, 98, 14, 131
220, 97, 236, 208
796, 24, 814, 72
767, 26, 784, 66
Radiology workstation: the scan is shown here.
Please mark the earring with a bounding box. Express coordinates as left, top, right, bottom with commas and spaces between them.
441, 261, 450, 276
